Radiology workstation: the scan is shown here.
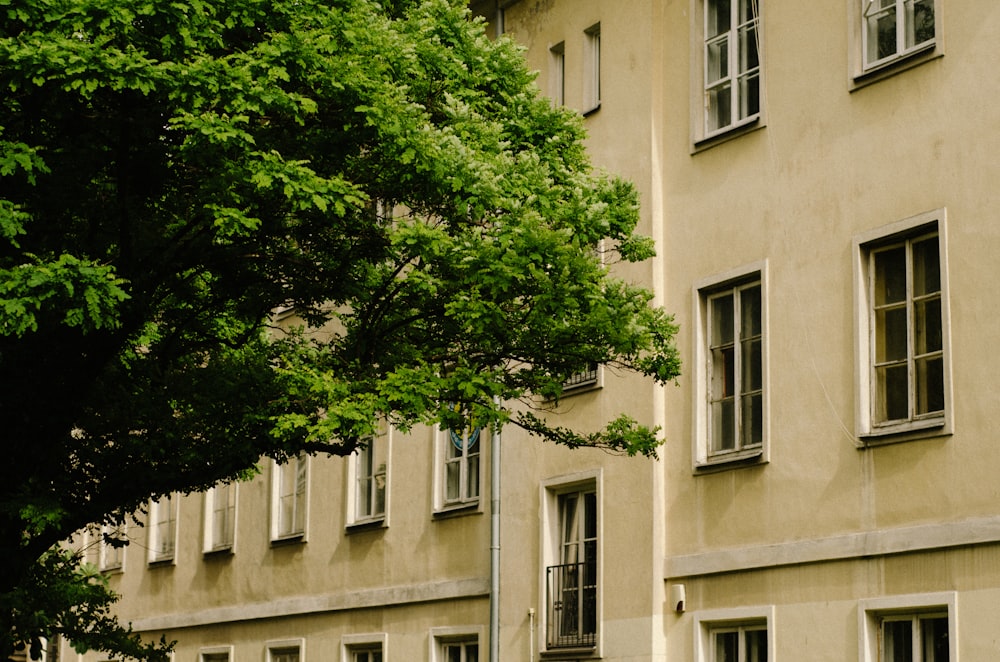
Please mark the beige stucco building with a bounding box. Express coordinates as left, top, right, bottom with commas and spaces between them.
64, 0, 1000, 660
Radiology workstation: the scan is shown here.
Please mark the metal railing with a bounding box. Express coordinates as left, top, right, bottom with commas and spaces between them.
546, 562, 597, 649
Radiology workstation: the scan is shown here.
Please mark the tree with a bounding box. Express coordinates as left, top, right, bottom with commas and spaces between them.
0, 0, 680, 658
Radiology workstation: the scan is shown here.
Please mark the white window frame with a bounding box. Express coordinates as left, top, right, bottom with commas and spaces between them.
539, 471, 602, 656
429, 626, 484, 662
853, 210, 952, 442
270, 454, 310, 542
434, 419, 484, 512
692, 261, 770, 469
346, 423, 390, 528
549, 41, 565, 106
98, 523, 127, 573
694, 605, 775, 662
859, 592, 957, 662
853, 0, 941, 78
147, 493, 178, 565
199, 645, 233, 662
265, 638, 305, 662
692, 0, 763, 144
583, 23, 601, 114
203, 482, 237, 554
341, 633, 387, 662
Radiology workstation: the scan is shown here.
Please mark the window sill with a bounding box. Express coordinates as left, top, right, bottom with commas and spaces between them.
859, 418, 949, 447
202, 546, 234, 558
345, 517, 387, 533
433, 502, 482, 519
540, 645, 599, 660
582, 102, 601, 118
147, 557, 175, 568
851, 46, 942, 91
270, 534, 306, 547
692, 117, 763, 154
695, 448, 766, 473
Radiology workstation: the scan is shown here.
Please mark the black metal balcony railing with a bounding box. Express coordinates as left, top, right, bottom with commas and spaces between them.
546, 562, 597, 649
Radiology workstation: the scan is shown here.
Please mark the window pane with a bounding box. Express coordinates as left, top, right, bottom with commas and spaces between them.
446, 645, 462, 662
714, 630, 738, 662
467, 453, 480, 498
712, 399, 735, 452
713, 346, 736, 399
868, 6, 898, 62
742, 338, 762, 391
740, 286, 761, 337
914, 297, 942, 354
910, 0, 935, 48
741, 392, 763, 447
875, 306, 907, 363
874, 246, 906, 305
912, 236, 940, 296
466, 643, 479, 662
745, 628, 768, 662
707, 0, 732, 38
706, 35, 730, 85
738, 72, 760, 119
920, 616, 949, 662
915, 355, 944, 415
584, 492, 597, 540
883, 619, 914, 662
738, 0, 757, 24
707, 82, 733, 133
738, 22, 759, 73
445, 460, 460, 501
876, 364, 909, 422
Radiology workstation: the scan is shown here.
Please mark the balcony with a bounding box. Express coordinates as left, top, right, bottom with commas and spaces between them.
546, 562, 597, 649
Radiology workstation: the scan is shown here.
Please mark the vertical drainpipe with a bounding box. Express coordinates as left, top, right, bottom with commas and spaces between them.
489, 7, 505, 662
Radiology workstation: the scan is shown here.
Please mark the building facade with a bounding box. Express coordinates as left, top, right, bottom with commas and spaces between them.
64, 0, 1000, 660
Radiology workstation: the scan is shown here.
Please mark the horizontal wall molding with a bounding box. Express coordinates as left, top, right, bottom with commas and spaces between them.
132, 576, 490, 632
666, 516, 1000, 579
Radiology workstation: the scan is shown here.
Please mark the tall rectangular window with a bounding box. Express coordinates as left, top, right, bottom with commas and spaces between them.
99, 523, 126, 572
862, 0, 937, 71
547, 489, 598, 649
704, 0, 760, 136
441, 425, 481, 507
549, 41, 565, 106
583, 23, 601, 113
354, 436, 387, 523
856, 213, 950, 440
203, 483, 236, 553
708, 280, 763, 456
148, 494, 177, 564
272, 454, 308, 540
870, 233, 943, 424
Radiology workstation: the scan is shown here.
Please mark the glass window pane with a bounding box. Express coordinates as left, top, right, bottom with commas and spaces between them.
740, 286, 761, 337
713, 346, 735, 399
745, 628, 768, 662
912, 236, 940, 296
467, 453, 480, 498
738, 72, 760, 119
741, 392, 763, 447
920, 616, 949, 662
706, 36, 730, 85
868, 7, 898, 62
707, 82, 733, 132
915, 355, 944, 415
584, 492, 597, 540
712, 399, 735, 452
883, 619, 914, 662
466, 643, 479, 662
739, 23, 759, 73
874, 246, 906, 305
712, 293, 735, 344
876, 306, 908, 363
738, 0, 758, 24
910, 0, 935, 48
742, 338, 762, 391
714, 630, 739, 662
876, 364, 909, 422
914, 297, 942, 354
707, 0, 732, 38
445, 460, 460, 501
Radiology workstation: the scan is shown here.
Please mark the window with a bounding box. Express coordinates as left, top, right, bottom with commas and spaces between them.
442, 641, 478, 662
99, 523, 127, 572
860, 593, 956, 662
695, 607, 774, 662
199, 646, 232, 662
271, 454, 308, 541
562, 362, 601, 392
348, 424, 388, 526
430, 628, 482, 662
547, 489, 598, 649
861, 0, 937, 72
203, 483, 236, 553
703, 0, 761, 137
583, 23, 601, 113
343, 633, 387, 662
438, 420, 481, 509
267, 640, 304, 662
549, 41, 565, 106
693, 263, 769, 468
147, 494, 177, 564
854, 212, 950, 440
350, 648, 382, 662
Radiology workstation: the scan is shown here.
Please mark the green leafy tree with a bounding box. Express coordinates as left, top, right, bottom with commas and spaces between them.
0, 0, 680, 658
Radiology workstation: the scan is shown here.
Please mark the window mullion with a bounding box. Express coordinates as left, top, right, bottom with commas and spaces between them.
733, 289, 744, 449
905, 238, 916, 420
